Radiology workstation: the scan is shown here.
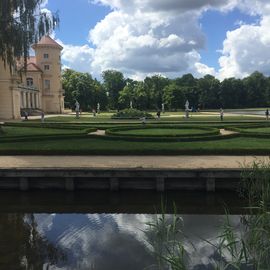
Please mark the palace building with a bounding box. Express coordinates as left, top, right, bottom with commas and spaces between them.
0, 36, 65, 120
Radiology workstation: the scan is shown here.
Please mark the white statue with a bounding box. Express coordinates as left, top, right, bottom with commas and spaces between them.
185, 100, 189, 111
130, 101, 133, 109
185, 100, 190, 118
75, 100, 80, 119
162, 103, 165, 114
97, 103, 100, 114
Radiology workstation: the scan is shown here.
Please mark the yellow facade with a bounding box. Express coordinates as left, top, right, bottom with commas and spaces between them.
0, 36, 64, 119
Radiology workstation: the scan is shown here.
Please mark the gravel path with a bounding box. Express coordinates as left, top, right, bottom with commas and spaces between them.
0, 156, 268, 169
220, 129, 238, 136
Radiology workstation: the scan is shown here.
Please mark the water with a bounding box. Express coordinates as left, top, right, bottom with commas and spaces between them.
0, 191, 248, 269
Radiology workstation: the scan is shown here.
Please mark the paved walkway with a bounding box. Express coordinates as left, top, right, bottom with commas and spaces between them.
0, 156, 268, 169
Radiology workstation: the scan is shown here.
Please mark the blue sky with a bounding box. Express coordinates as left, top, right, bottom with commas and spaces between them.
199, 9, 259, 70
44, 0, 269, 80
47, 0, 110, 46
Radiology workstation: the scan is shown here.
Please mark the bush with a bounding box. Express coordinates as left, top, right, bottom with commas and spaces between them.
103, 125, 237, 142
226, 123, 270, 138
111, 109, 154, 119
106, 125, 220, 138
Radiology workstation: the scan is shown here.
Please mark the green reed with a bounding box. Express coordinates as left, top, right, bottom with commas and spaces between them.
145, 159, 270, 269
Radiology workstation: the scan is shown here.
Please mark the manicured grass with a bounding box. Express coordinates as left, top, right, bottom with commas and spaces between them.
1, 126, 87, 137
1, 136, 270, 155
1, 119, 270, 155
34, 115, 264, 123
240, 126, 270, 133
112, 128, 211, 136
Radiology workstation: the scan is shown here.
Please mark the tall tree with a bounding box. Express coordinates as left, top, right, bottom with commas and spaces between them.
0, 0, 59, 71
144, 75, 170, 110
118, 79, 137, 109
198, 75, 220, 109
102, 70, 126, 110
62, 69, 107, 111
220, 78, 246, 108
0, 213, 65, 269
163, 83, 185, 111
244, 71, 268, 107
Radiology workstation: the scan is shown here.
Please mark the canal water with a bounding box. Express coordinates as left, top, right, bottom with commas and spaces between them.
0, 191, 248, 270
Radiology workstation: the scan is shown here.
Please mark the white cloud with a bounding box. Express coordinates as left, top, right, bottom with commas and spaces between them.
59, 42, 94, 73
87, 0, 230, 79
195, 62, 216, 77
57, 0, 270, 80
218, 0, 270, 79
40, 0, 49, 8
93, 0, 236, 13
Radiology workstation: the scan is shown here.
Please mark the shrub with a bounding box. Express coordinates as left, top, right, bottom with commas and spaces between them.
106, 125, 220, 138
111, 108, 154, 119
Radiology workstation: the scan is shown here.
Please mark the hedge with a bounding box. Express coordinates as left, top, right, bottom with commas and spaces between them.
105, 125, 220, 138
111, 108, 154, 119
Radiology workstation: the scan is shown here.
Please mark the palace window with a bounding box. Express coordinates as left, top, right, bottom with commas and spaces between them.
44, 65, 50, 70
44, 79, 50, 90
26, 77, 33, 86
44, 53, 49, 59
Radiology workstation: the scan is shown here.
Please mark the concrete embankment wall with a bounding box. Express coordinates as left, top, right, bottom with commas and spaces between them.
0, 168, 242, 192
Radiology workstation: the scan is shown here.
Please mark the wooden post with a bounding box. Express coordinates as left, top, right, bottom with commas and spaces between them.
156, 177, 165, 192
110, 177, 119, 191
20, 177, 29, 191
206, 173, 215, 192
65, 177, 74, 191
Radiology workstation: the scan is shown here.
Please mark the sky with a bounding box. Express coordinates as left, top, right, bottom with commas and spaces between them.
42, 0, 270, 80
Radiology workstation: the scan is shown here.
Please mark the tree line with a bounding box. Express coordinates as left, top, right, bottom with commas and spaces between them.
62, 69, 270, 111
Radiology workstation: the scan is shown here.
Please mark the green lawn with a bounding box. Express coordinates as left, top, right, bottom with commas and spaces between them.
0, 126, 87, 138
240, 126, 270, 133
38, 114, 264, 123
1, 119, 270, 155
109, 127, 214, 136
0, 136, 270, 155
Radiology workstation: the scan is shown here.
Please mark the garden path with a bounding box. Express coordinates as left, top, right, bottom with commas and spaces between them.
0, 156, 268, 169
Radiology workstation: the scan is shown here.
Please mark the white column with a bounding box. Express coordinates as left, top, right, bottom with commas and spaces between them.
25, 93, 29, 108
34, 94, 37, 108
20, 92, 24, 108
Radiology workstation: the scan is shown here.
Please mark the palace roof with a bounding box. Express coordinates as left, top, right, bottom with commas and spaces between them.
32, 36, 63, 50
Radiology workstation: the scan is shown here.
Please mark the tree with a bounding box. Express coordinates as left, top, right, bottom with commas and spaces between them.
220, 78, 246, 108
163, 83, 185, 110
118, 80, 137, 109
198, 75, 220, 109
0, 0, 59, 71
102, 70, 126, 110
0, 213, 65, 269
244, 71, 268, 107
174, 74, 199, 108
144, 75, 170, 110
134, 81, 149, 110
62, 69, 107, 111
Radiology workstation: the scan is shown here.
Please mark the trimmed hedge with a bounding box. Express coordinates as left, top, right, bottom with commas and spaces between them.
4, 122, 97, 131
106, 125, 220, 137
0, 126, 97, 143
111, 108, 154, 119
91, 132, 239, 142
226, 123, 270, 138
102, 125, 232, 142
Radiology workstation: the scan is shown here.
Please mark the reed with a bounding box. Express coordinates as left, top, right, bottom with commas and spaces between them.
144, 204, 190, 270
145, 160, 270, 269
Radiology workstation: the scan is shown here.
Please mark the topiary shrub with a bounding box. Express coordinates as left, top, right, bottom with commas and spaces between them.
111, 108, 154, 119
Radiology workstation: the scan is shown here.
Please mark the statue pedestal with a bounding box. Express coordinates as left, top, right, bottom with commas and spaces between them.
76, 111, 79, 119
185, 110, 189, 118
